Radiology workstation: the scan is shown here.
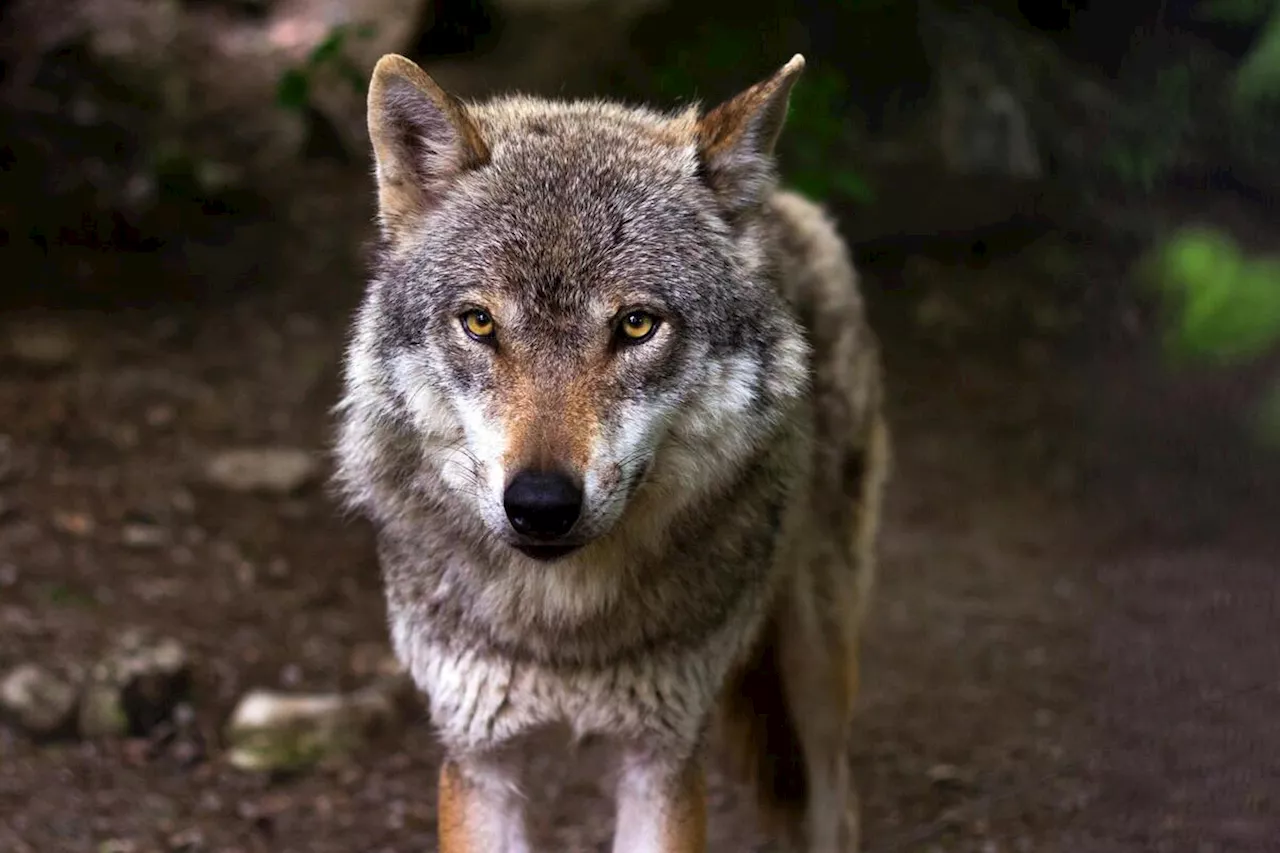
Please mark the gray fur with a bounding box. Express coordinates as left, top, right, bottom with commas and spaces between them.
335, 53, 888, 852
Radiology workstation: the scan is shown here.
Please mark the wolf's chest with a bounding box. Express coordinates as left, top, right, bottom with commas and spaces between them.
392, 617, 756, 754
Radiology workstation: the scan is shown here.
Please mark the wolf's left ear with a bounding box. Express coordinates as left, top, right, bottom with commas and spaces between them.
695, 54, 805, 214
367, 54, 490, 238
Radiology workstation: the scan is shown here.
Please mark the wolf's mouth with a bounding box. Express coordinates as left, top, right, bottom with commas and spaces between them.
512, 542, 583, 562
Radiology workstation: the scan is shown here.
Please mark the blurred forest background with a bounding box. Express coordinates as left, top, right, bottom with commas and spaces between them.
2, 1, 1279, 851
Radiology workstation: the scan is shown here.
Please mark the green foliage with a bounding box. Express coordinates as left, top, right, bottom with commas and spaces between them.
1145, 226, 1280, 443
648, 26, 747, 100
44, 582, 96, 608
1197, 0, 1280, 110
1103, 65, 1193, 191
1145, 227, 1280, 367
276, 69, 311, 111
1103, 144, 1174, 193
275, 23, 378, 113
1233, 11, 1280, 109
782, 67, 876, 205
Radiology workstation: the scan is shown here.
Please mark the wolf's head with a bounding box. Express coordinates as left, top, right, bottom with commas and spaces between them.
339, 55, 811, 564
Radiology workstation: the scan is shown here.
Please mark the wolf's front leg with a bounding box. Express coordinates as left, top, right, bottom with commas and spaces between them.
612, 747, 707, 853
438, 755, 533, 853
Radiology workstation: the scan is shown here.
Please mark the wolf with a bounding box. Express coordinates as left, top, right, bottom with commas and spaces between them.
334, 50, 890, 853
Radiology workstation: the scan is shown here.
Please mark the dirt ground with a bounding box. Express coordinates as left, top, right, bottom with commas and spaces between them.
2, 149, 1280, 853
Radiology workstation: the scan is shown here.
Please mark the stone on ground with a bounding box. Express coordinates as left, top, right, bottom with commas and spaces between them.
78, 631, 191, 738
0, 664, 79, 738
225, 676, 411, 773
204, 447, 319, 495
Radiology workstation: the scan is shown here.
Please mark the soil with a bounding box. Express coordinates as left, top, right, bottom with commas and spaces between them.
3, 66, 1280, 853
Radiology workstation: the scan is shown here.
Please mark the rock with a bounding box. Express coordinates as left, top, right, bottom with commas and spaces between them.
225, 680, 407, 773
7, 322, 79, 368
913, 290, 974, 342
203, 447, 319, 495
97, 840, 138, 853
120, 522, 169, 549
935, 61, 1042, 180
926, 762, 974, 791
79, 631, 191, 738
166, 827, 206, 852
51, 510, 96, 537
78, 680, 131, 739
0, 664, 79, 738
279, 663, 303, 688
144, 404, 176, 428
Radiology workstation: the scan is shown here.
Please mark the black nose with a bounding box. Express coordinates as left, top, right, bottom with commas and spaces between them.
503, 471, 583, 540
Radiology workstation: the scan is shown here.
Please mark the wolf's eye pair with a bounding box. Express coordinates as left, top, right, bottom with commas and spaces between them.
617, 311, 659, 344
461, 309, 496, 341
462, 309, 660, 346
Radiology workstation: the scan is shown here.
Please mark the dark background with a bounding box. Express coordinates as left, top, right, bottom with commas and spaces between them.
2, 1, 1279, 850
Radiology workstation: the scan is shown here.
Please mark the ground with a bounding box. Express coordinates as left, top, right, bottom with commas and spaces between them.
2, 147, 1279, 853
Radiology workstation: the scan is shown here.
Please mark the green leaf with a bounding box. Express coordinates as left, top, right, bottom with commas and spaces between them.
785, 68, 848, 144
276, 69, 310, 111
46, 582, 95, 607
1233, 10, 1280, 109
1152, 229, 1280, 367
1157, 228, 1241, 296
830, 168, 875, 204
308, 26, 349, 67
335, 57, 368, 95
1191, 261, 1280, 364
788, 169, 832, 202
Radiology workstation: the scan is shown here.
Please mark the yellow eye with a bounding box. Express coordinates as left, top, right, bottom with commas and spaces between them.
462, 309, 495, 340
619, 311, 658, 343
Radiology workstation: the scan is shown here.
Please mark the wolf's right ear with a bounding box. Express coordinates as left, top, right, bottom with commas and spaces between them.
696, 55, 805, 215
367, 54, 489, 238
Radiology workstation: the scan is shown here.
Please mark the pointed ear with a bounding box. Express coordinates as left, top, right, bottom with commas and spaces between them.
366, 54, 489, 238
696, 54, 805, 214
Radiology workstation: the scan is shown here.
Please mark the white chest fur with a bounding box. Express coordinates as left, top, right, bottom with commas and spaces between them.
390, 605, 761, 755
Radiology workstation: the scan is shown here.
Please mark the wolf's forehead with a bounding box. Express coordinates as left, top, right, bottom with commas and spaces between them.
468, 161, 702, 290
424, 104, 716, 308
489, 145, 691, 218
480, 104, 698, 197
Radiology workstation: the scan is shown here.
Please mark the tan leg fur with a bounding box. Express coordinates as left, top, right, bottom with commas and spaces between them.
438, 758, 533, 853
613, 752, 708, 853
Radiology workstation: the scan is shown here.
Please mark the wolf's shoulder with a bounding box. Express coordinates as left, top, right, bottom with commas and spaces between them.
763, 189, 867, 328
